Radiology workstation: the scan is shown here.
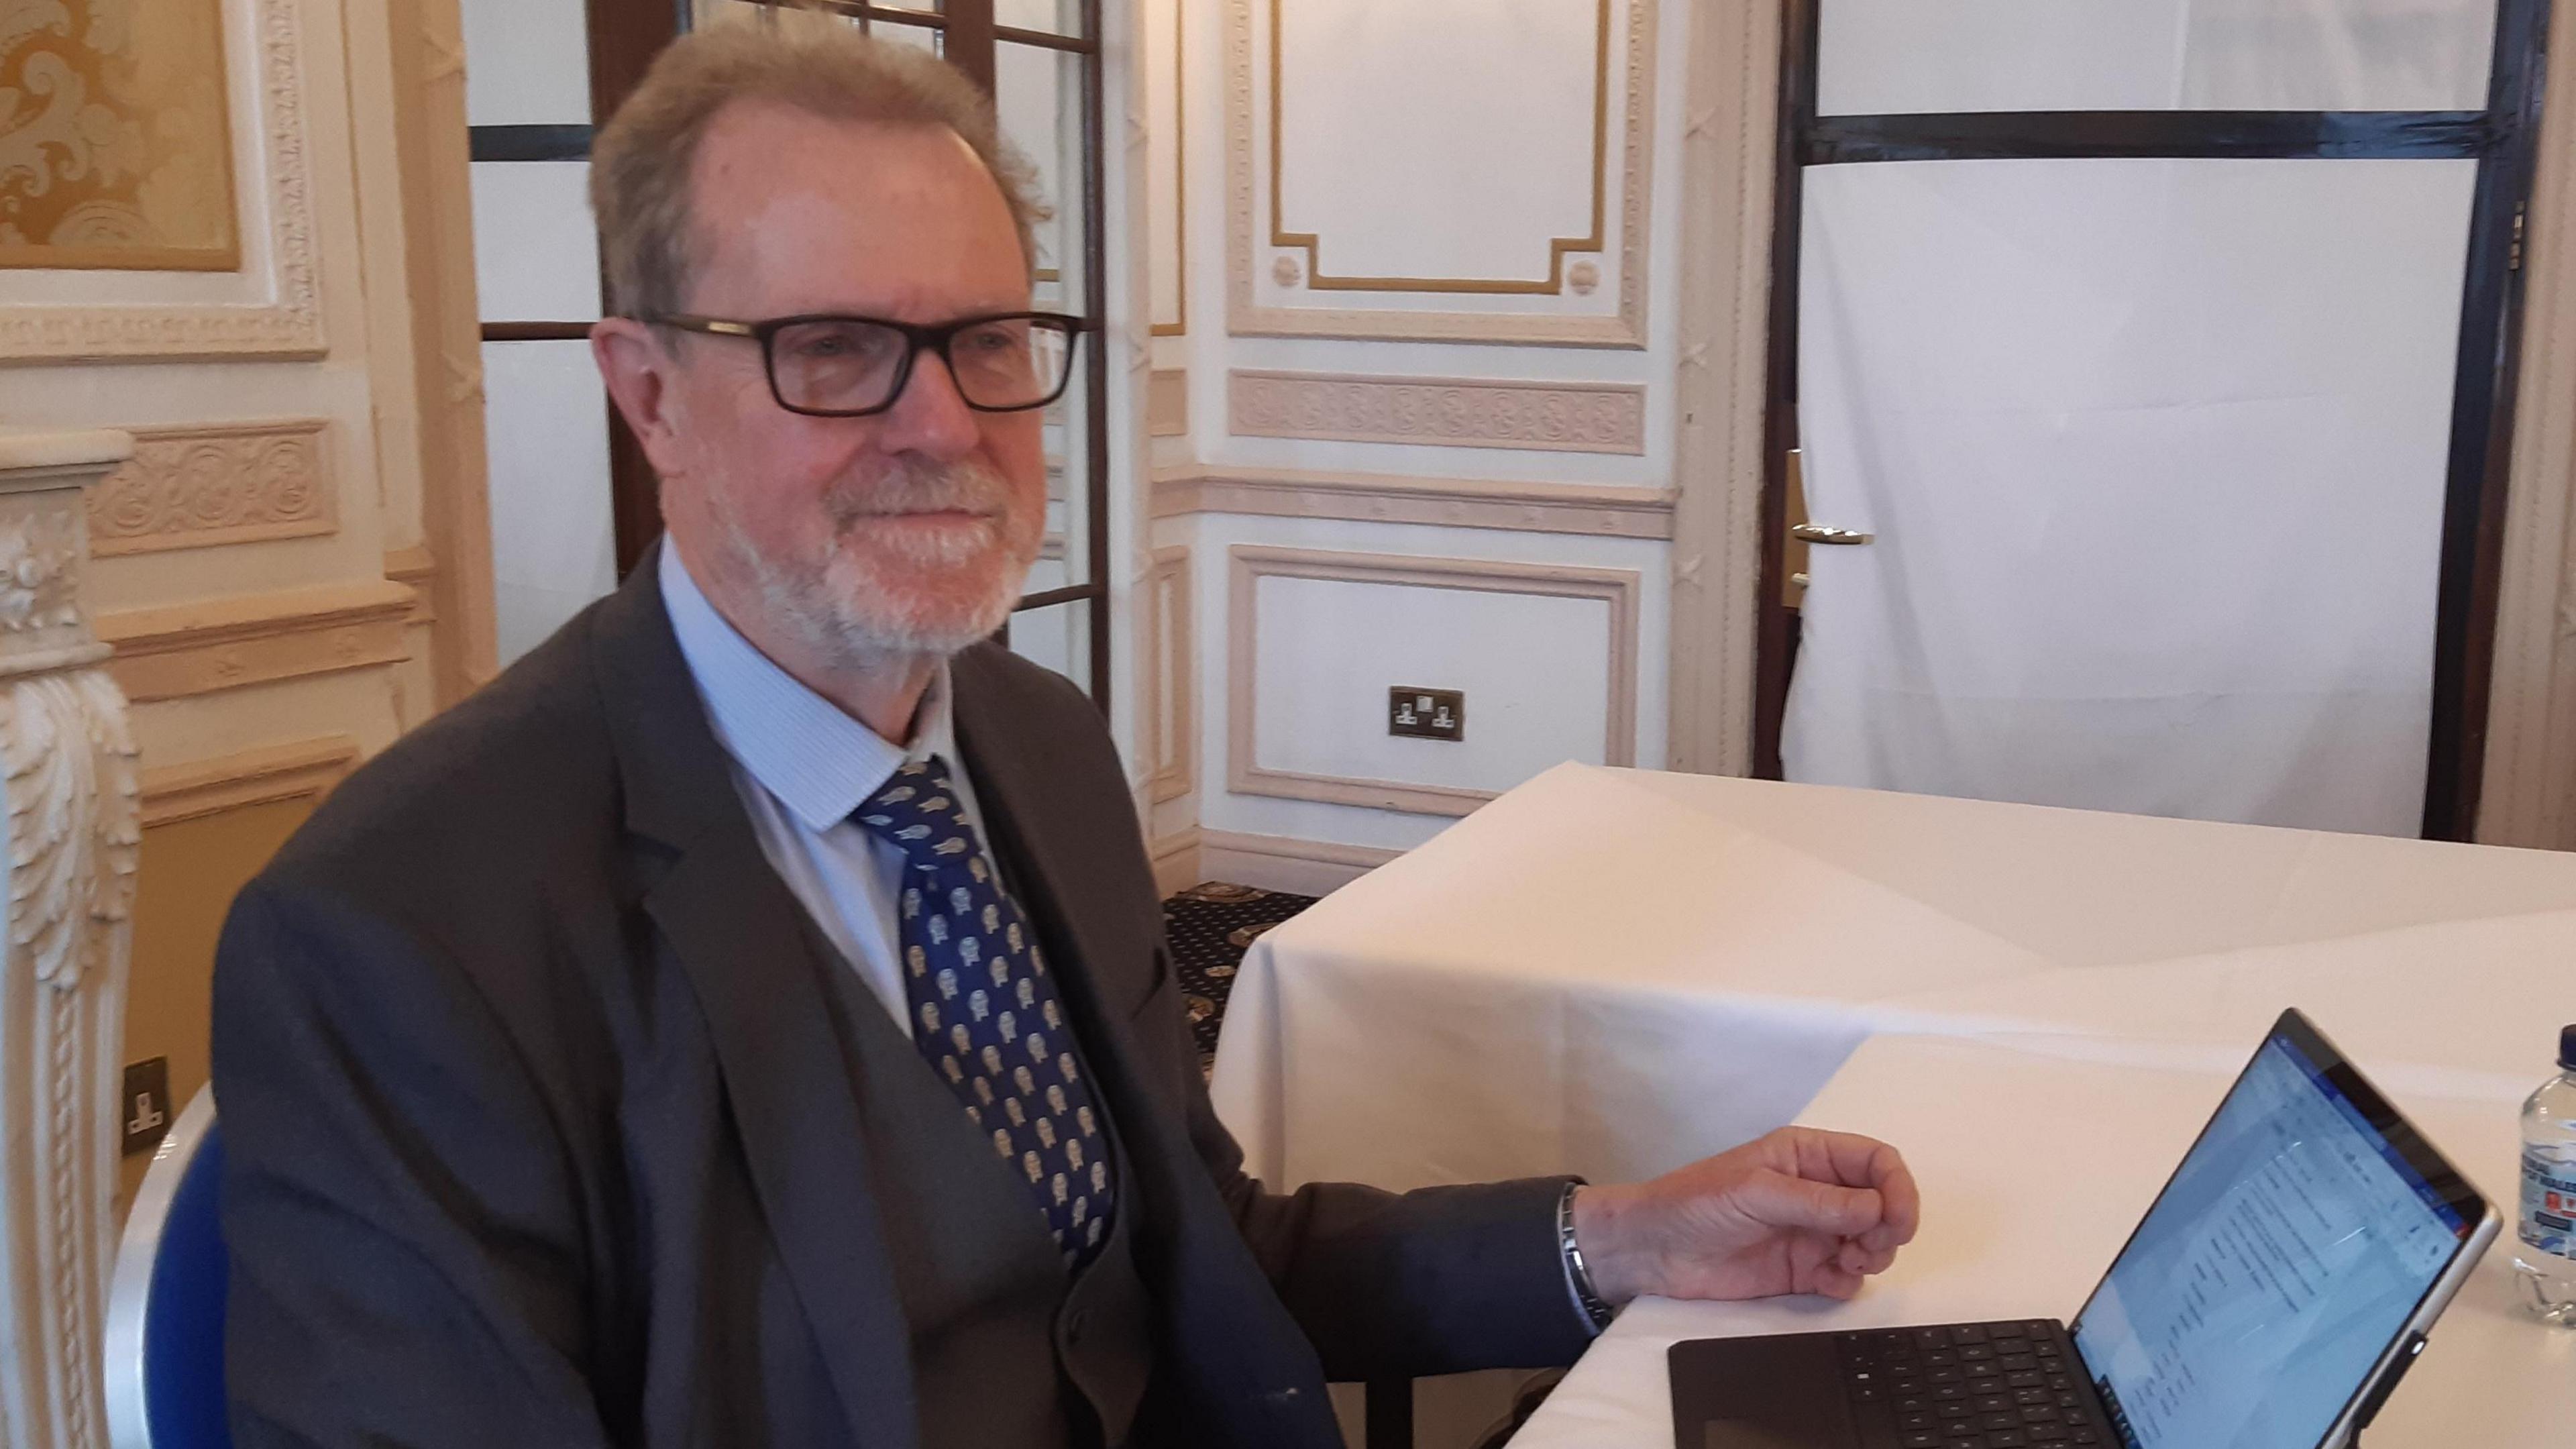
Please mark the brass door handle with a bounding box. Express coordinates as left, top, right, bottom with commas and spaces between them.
1791, 523, 1874, 546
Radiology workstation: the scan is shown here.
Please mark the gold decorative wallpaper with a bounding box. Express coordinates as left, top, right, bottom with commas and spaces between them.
0, 0, 241, 271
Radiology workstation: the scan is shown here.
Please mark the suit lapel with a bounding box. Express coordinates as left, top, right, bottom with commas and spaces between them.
953, 653, 1348, 1444
948, 650, 1178, 1208
592, 551, 921, 1449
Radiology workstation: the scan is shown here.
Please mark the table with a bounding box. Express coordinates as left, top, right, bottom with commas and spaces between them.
1205, 764, 2576, 1447
1508, 1034, 2576, 1448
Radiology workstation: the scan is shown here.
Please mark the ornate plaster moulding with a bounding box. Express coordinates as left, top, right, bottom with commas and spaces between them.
0, 0, 323, 364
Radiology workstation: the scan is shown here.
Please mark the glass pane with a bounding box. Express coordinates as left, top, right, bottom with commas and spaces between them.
482, 341, 620, 665
462, 0, 591, 127
871, 17, 945, 56
1818, 0, 2498, 115
694, 0, 945, 43
1006, 599, 1092, 692
1036, 363, 1092, 588
996, 42, 1088, 315
1020, 527, 1069, 600
996, 0, 1084, 38
1783, 157, 2477, 835
470, 162, 602, 323
996, 41, 1093, 590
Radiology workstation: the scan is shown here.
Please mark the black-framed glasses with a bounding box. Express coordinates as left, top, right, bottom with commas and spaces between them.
647, 311, 1089, 418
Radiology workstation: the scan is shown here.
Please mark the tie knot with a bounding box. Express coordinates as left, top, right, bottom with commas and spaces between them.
853, 757, 983, 873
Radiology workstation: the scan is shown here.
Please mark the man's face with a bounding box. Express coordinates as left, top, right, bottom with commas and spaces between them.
636, 105, 1048, 662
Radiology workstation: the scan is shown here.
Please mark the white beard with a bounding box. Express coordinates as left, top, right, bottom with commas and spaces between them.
719, 455, 1040, 665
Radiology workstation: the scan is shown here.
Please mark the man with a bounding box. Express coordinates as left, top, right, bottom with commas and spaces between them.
213, 16, 1918, 1448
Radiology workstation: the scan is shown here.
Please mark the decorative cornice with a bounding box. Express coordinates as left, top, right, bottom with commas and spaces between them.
384, 544, 439, 624
0, 457, 119, 680
1153, 464, 1675, 539
1225, 0, 1655, 347
0, 0, 323, 362
138, 735, 360, 828
97, 579, 416, 702
1228, 370, 1649, 455
382, 544, 437, 586
89, 421, 337, 557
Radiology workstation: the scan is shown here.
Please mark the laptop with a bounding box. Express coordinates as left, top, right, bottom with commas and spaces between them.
1670, 1009, 2500, 1449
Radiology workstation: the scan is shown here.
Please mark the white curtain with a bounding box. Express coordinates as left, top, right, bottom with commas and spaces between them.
1780, 158, 2475, 835
1818, 0, 2498, 115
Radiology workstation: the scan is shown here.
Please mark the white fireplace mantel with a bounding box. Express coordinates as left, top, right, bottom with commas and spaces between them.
0, 427, 139, 1449
0, 432, 133, 478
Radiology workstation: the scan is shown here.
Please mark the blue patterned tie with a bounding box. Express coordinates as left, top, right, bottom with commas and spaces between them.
855, 757, 1116, 1268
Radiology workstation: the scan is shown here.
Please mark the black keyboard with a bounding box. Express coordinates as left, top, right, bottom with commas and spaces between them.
1834, 1320, 2110, 1448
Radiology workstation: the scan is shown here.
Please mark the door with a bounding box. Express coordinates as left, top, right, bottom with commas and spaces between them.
1757, 0, 2548, 839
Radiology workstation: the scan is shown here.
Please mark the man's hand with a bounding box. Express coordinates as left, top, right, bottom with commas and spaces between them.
1572, 1128, 1919, 1305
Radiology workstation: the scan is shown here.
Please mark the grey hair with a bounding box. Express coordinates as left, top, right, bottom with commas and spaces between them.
589, 4, 1048, 318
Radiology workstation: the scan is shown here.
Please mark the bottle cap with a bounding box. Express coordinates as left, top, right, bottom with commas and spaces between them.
2563, 1024, 2576, 1071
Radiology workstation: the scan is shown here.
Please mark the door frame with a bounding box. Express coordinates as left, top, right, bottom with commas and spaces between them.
1707, 0, 2552, 840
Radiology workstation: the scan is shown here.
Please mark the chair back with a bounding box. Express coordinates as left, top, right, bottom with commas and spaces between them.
104, 1089, 229, 1449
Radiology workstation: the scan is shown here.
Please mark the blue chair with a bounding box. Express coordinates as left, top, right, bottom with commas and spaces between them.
104, 1088, 229, 1449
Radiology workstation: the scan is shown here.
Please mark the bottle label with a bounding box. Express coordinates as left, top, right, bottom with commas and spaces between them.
2522, 1149, 2576, 1260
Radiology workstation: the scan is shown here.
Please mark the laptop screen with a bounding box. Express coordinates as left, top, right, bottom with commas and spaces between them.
2068, 1022, 2476, 1449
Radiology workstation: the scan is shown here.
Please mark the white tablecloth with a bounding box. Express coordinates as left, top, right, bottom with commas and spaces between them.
1205, 764, 2576, 1446
1508, 1034, 2576, 1448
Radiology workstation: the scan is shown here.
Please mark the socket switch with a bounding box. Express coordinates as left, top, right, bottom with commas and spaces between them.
122, 1056, 171, 1159
1389, 687, 1465, 741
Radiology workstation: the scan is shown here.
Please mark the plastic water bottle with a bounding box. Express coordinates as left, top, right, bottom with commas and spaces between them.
2518, 1024, 2576, 1324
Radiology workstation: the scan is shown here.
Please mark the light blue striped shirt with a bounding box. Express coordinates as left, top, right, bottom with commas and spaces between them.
659, 543, 991, 1030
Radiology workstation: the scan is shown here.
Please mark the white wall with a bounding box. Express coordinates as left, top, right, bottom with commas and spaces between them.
1140, 0, 1687, 884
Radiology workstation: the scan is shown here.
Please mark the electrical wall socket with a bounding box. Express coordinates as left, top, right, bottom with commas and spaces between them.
121, 1057, 171, 1159
1389, 687, 1465, 741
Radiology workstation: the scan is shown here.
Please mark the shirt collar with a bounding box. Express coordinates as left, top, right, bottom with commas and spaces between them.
659, 543, 961, 833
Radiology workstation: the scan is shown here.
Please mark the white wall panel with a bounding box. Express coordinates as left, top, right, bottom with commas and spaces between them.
1251, 573, 1615, 791
998, 44, 1081, 297
482, 341, 618, 665
469, 162, 603, 323
1152, 0, 1691, 870
1223, 0, 1654, 343
1274, 0, 1600, 282
1191, 514, 1672, 853
460, 0, 592, 127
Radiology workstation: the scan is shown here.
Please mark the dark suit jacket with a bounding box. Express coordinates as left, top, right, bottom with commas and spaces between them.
212, 553, 1592, 1448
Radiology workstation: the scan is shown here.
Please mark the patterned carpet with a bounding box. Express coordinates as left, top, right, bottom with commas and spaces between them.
1161, 881, 1320, 1077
